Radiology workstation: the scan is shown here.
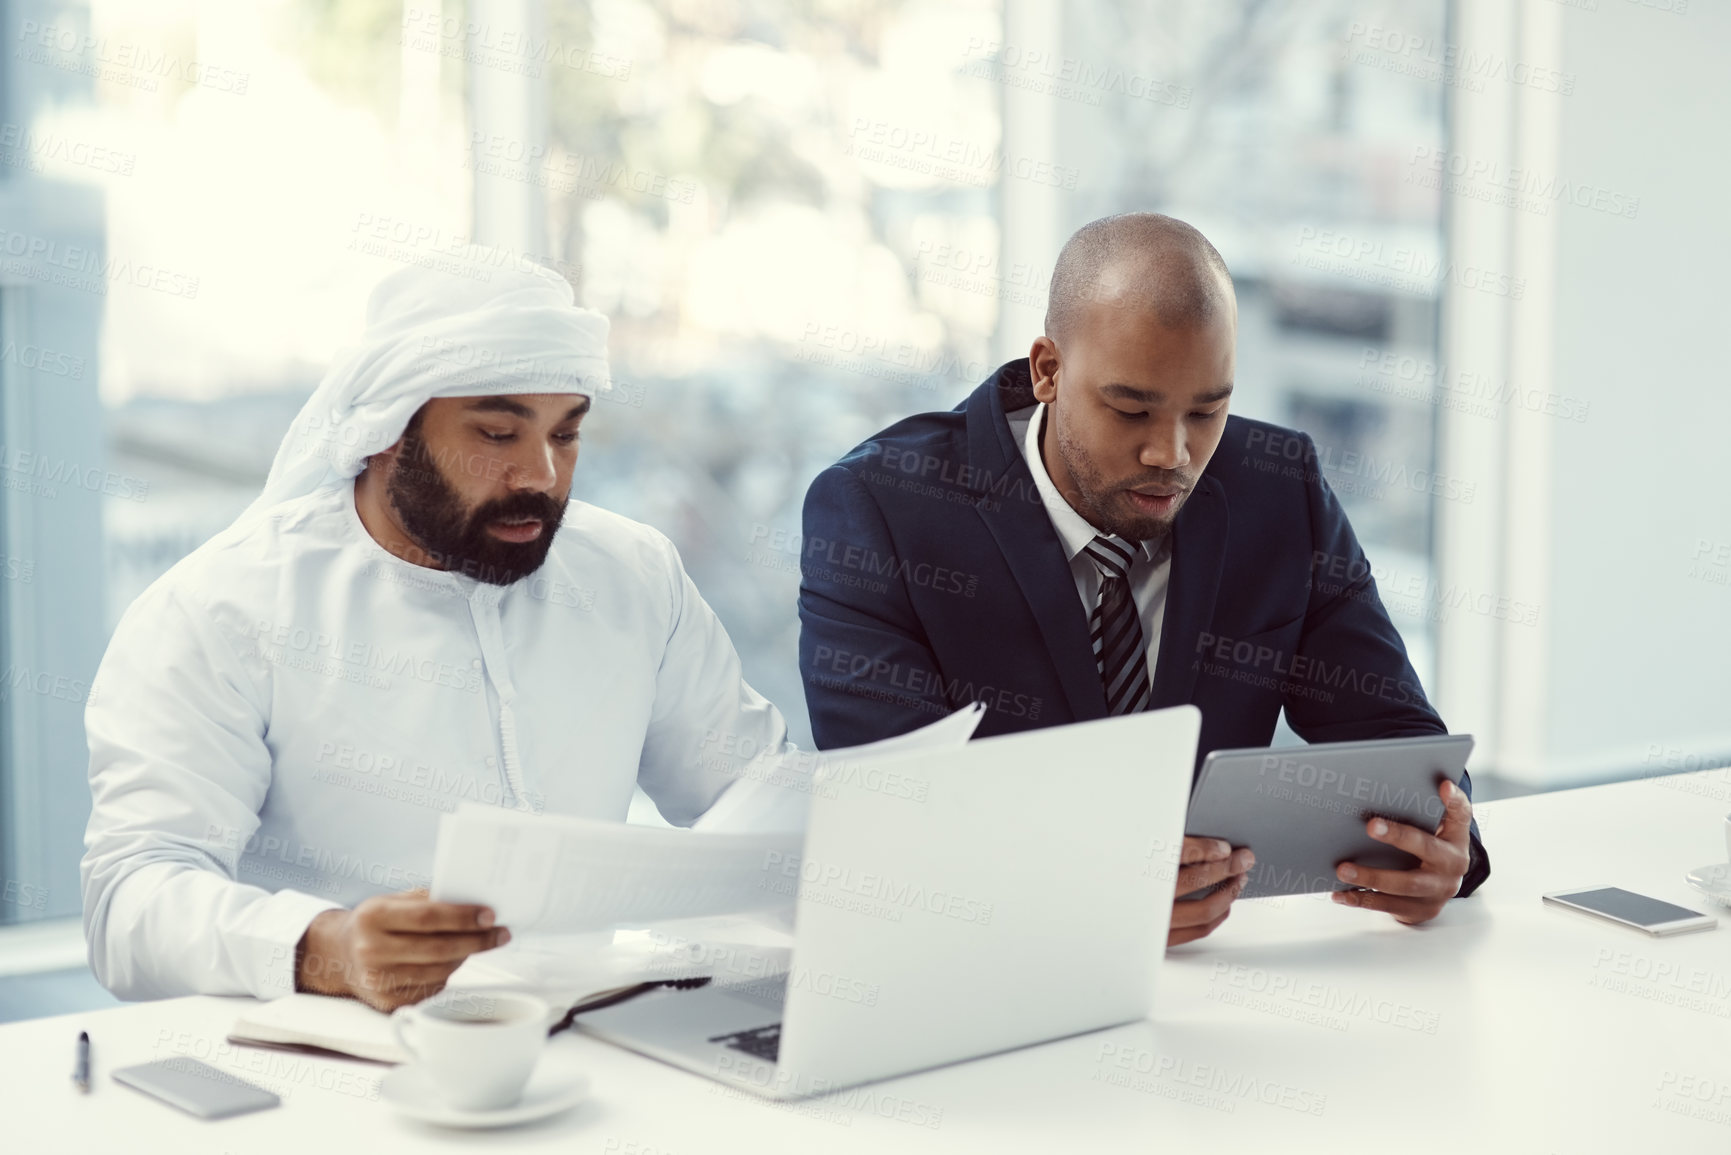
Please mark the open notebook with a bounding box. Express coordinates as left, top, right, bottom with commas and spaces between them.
228, 915, 794, 1064
226, 981, 690, 1064
229, 992, 419, 1064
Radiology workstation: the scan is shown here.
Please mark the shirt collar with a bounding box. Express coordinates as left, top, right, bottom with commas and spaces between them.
1020, 403, 1165, 568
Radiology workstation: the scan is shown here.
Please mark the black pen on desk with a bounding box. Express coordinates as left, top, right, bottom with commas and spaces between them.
73, 1030, 89, 1092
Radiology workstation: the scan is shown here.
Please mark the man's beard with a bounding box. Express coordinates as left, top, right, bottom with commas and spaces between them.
1052, 412, 1196, 543
385, 423, 567, 586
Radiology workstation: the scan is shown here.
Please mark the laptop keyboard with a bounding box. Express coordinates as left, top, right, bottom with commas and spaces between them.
708, 1023, 782, 1063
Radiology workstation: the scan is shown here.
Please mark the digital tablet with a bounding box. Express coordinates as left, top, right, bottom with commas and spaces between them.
1184, 734, 1474, 899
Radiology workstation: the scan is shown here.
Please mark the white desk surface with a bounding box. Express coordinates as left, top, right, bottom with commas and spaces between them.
9, 770, 1731, 1154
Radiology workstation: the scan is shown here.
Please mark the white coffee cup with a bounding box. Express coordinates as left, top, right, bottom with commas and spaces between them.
391, 991, 549, 1111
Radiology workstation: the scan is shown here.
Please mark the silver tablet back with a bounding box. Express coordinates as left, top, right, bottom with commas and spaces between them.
1185, 734, 1474, 898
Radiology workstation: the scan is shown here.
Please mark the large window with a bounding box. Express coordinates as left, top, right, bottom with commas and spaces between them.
1038, 0, 1452, 689
1, 0, 1450, 924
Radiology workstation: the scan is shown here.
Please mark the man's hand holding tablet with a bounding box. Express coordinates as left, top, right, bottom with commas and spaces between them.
1182, 734, 1481, 930
1169, 837, 1256, 946
1331, 779, 1474, 925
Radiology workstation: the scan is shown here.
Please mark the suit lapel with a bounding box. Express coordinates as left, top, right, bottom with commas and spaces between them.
964, 363, 1106, 724
960, 361, 1232, 720
1150, 474, 1228, 708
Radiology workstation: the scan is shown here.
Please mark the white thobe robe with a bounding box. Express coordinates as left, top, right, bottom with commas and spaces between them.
81, 481, 795, 1000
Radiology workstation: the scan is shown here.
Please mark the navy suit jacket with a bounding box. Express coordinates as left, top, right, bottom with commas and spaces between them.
798, 359, 1488, 897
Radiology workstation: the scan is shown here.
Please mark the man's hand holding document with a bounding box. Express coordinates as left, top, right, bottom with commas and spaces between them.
429, 703, 984, 936
226, 705, 984, 1065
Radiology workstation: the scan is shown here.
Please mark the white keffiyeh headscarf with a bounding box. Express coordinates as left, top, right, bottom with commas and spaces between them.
240, 256, 611, 525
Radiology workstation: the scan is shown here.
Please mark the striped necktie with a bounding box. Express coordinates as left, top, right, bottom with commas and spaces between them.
1084, 534, 1152, 715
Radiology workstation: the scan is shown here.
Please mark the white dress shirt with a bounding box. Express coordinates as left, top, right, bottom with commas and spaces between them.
1006, 403, 1171, 689
81, 481, 797, 1001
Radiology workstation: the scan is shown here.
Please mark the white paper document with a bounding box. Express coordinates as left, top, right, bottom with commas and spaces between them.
692, 698, 986, 832
431, 811, 799, 932
430, 703, 984, 934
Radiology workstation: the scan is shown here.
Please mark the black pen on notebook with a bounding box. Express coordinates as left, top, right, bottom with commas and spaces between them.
73, 1030, 90, 1092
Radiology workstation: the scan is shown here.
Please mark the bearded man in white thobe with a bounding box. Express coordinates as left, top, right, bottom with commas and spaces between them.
81, 262, 800, 1011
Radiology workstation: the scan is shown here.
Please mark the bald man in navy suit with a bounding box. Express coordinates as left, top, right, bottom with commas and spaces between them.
798, 213, 1488, 946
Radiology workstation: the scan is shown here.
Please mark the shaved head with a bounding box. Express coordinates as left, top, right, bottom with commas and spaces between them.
1045, 213, 1235, 343
1027, 213, 1237, 542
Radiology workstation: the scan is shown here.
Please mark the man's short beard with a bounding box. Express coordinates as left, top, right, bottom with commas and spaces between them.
384, 417, 567, 585
1052, 410, 1193, 543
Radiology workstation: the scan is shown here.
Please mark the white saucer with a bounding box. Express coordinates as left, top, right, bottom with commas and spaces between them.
1684, 862, 1731, 908
381, 1052, 590, 1130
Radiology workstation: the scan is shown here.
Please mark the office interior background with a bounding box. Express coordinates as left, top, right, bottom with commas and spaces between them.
1, 0, 1726, 1019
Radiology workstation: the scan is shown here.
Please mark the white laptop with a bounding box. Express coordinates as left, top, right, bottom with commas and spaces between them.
576, 705, 1200, 1099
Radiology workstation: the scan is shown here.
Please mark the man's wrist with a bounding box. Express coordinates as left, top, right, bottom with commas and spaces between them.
295, 908, 351, 996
